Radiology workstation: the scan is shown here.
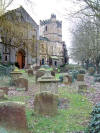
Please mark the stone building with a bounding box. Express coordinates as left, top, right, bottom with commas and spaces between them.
39, 14, 68, 67
0, 6, 39, 68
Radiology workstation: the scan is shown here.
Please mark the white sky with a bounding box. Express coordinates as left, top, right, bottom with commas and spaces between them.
7, 0, 77, 50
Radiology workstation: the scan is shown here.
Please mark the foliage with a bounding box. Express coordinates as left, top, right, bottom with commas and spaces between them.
68, 0, 100, 72
87, 103, 100, 133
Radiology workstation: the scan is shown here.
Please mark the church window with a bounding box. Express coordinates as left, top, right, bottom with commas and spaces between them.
5, 55, 7, 61
42, 58, 44, 65
55, 61, 57, 66
45, 26, 47, 31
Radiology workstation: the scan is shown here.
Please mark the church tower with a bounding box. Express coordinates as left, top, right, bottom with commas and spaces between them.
40, 14, 62, 42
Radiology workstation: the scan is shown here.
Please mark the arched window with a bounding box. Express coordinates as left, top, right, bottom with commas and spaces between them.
42, 58, 44, 65
5, 55, 7, 61
55, 61, 57, 66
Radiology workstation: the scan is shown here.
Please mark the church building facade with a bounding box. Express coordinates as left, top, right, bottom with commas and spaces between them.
39, 14, 68, 67
0, 6, 39, 68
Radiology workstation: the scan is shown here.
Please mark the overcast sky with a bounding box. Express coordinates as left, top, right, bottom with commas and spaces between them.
8, 0, 77, 49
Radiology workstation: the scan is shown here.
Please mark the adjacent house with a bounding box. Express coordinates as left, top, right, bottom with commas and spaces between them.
0, 6, 39, 68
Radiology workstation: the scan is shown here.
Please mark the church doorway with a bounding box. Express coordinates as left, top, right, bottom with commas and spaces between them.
16, 49, 25, 69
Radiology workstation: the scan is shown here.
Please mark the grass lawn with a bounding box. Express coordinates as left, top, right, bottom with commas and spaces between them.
26, 86, 92, 133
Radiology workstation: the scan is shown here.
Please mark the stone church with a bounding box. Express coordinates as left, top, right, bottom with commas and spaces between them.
39, 14, 68, 67
0, 6, 39, 68
0, 7, 68, 68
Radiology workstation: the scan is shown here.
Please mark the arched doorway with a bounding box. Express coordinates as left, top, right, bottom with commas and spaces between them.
16, 49, 25, 69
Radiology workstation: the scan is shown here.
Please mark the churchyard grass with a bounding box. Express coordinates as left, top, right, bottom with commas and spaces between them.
7, 95, 30, 102
26, 86, 92, 133
0, 71, 93, 132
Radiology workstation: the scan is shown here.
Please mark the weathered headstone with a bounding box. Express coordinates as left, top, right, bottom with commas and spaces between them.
78, 85, 87, 94
0, 90, 5, 99
10, 68, 22, 80
10, 68, 22, 85
88, 67, 95, 75
35, 70, 45, 82
0, 101, 28, 133
79, 69, 85, 74
63, 75, 72, 85
28, 69, 33, 76
77, 74, 84, 81
53, 68, 58, 73
38, 71, 60, 94
0, 87, 9, 95
14, 78, 28, 91
51, 71, 55, 76
34, 92, 58, 116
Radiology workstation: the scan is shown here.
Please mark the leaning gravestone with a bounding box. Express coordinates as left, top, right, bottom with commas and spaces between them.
13, 78, 28, 91
34, 91, 58, 116
0, 101, 28, 133
77, 74, 84, 81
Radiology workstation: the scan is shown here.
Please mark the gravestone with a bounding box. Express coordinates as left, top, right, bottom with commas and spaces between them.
88, 67, 95, 75
63, 75, 72, 85
10, 68, 22, 85
51, 71, 55, 76
34, 92, 58, 116
79, 69, 85, 74
77, 74, 84, 81
0, 101, 28, 133
14, 78, 28, 91
28, 69, 33, 76
38, 71, 60, 94
0, 90, 5, 99
53, 68, 58, 73
78, 85, 87, 94
0, 87, 9, 95
35, 70, 45, 82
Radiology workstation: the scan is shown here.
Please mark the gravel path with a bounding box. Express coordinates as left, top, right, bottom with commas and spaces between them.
84, 74, 100, 105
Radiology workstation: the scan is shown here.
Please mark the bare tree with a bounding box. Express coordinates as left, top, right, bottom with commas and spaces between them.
66, 0, 100, 72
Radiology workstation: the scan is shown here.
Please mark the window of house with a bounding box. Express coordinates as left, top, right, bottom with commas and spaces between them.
5, 55, 7, 61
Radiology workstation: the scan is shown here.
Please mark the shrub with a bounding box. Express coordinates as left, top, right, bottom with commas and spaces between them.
87, 103, 100, 133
